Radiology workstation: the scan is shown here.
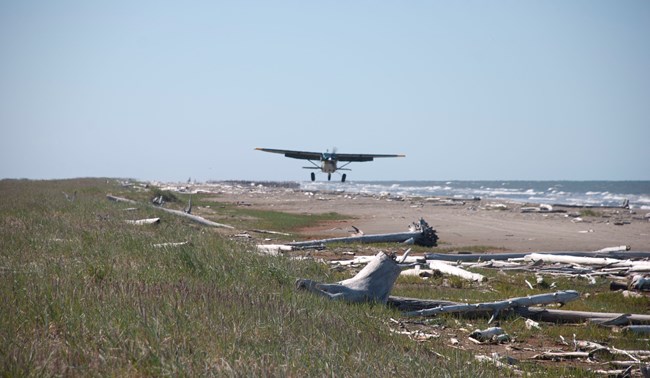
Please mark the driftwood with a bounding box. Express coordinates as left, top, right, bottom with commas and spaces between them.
107, 194, 234, 229
333, 254, 424, 267
469, 326, 510, 343
516, 307, 650, 325
623, 325, 650, 334
389, 298, 650, 325
152, 241, 189, 248
404, 290, 580, 323
523, 253, 624, 266
474, 354, 522, 375
251, 229, 291, 236
596, 245, 631, 253
611, 275, 650, 291
296, 251, 402, 303
532, 351, 591, 360
386, 296, 459, 312
551, 199, 630, 209
632, 275, 650, 290
156, 207, 234, 229
428, 260, 485, 282
400, 266, 435, 278
521, 204, 565, 213
523, 253, 650, 275
289, 218, 437, 248
125, 218, 160, 225
62, 191, 77, 202
425, 250, 650, 262
256, 244, 293, 256
107, 194, 137, 204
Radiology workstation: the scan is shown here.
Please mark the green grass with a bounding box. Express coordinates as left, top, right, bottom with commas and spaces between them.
1, 178, 648, 377
0, 179, 497, 376
152, 191, 350, 236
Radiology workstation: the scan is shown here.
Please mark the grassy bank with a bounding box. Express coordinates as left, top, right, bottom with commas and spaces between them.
1, 179, 493, 376
2, 178, 648, 377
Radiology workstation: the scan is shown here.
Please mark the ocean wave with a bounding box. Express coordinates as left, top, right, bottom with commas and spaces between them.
300, 180, 650, 208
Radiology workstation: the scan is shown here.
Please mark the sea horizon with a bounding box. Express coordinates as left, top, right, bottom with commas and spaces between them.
148, 178, 650, 210
295, 179, 650, 209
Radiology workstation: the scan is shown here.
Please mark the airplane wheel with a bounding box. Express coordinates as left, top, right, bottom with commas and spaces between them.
341, 174, 346, 183
327, 173, 331, 181
311, 172, 315, 181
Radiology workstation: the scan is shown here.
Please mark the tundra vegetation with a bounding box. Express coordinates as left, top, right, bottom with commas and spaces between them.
1, 178, 648, 377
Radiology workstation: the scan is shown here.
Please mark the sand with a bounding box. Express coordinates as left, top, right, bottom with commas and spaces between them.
200, 182, 650, 253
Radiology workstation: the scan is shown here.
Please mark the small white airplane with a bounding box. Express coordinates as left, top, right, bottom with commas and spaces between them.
255, 147, 405, 182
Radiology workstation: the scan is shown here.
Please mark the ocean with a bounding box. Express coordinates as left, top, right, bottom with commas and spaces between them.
300, 181, 650, 209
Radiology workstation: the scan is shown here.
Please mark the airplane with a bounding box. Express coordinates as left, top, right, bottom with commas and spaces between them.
255, 147, 405, 182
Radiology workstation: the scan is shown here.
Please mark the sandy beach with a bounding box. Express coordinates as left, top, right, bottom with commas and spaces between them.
196, 182, 650, 253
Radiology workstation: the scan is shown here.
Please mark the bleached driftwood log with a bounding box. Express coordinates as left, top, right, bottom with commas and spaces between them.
469, 326, 510, 343
532, 351, 591, 360
152, 241, 189, 248
428, 260, 485, 282
156, 207, 234, 229
631, 275, 650, 290
386, 296, 459, 312
400, 266, 434, 277
425, 250, 650, 262
523, 253, 623, 266
596, 245, 630, 253
107, 194, 137, 204
126, 218, 160, 225
623, 325, 650, 334
515, 307, 650, 325
626, 263, 650, 273
107, 194, 234, 229
251, 229, 291, 236
296, 251, 402, 303
333, 254, 424, 267
289, 218, 438, 248
524, 253, 650, 274
404, 290, 580, 323
256, 244, 293, 256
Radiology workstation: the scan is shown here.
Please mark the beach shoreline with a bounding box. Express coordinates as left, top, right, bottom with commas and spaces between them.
166, 181, 650, 253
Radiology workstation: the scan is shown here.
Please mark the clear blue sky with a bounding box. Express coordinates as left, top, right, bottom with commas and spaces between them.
1, 1, 649, 182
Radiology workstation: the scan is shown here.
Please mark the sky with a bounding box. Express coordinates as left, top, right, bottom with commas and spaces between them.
1, 1, 649, 182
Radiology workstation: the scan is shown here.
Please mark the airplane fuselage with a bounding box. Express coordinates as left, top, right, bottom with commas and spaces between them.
321, 158, 337, 173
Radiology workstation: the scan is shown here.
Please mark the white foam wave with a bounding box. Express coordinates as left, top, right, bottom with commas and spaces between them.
299, 181, 649, 208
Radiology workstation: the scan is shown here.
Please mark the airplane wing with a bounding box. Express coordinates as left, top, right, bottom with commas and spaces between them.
256, 148, 405, 162
255, 148, 322, 160
335, 153, 406, 162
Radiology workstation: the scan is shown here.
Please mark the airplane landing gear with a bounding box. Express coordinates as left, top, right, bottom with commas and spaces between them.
341, 174, 347, 183
310, 172, 316, 181
327, 173, 331, 181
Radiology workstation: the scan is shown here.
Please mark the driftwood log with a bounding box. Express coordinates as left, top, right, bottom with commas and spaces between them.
523, 253, 625, 266
156, 207, 234, 229
125, 218, 160, 225
425, 250, 650, 262
404, 290, 580, 323
107, 194, 234, 229
516, 307, 650, 325
152, 241, 189, 248
107, 194, 137, 204
386, 296, 459, 312
296, 251, 402, 303
387, 296, 650, 325
428, 260, 485, 282
289, 218, 437, 248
